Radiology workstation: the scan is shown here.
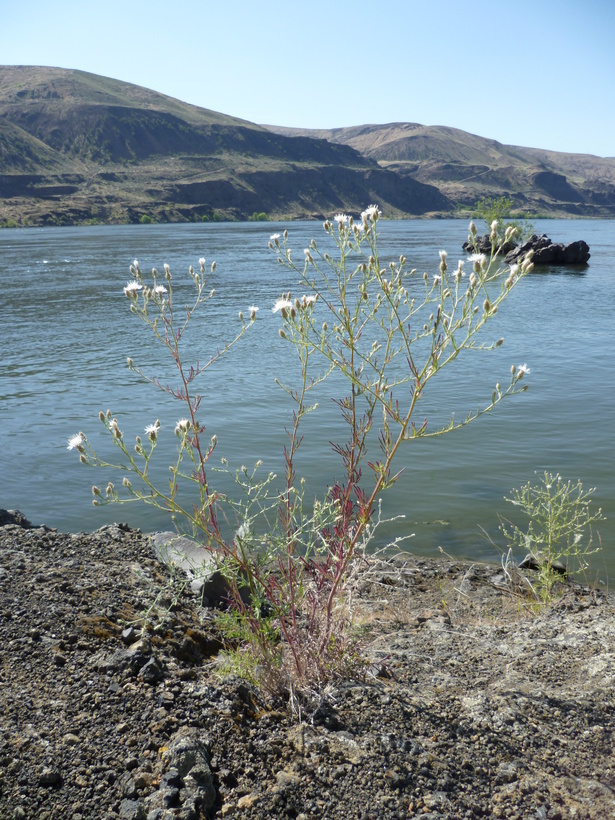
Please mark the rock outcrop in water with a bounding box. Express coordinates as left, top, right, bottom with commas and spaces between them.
505, 234, 591, 266
461, 234, 518, 256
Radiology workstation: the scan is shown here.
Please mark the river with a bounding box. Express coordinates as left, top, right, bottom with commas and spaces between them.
2, 218, 613, 578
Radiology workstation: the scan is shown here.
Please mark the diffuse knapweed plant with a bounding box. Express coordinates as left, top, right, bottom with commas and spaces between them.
70, 208, 534, 697
499, 472, 604, 605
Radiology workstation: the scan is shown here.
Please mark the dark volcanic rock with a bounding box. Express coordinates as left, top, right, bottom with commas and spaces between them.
0, 508, 35, 528
505, 233, 590, 265
462, 234, 517, 255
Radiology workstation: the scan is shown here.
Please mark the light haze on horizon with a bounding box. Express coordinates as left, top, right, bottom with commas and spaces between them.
1, 0, 613, 158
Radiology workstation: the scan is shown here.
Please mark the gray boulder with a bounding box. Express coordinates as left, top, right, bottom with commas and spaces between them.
149, 531, 234, 607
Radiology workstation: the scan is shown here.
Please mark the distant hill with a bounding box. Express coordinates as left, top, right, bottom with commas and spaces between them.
266, 123, 615, 217
0, 67, 447, 226
1, 67, 614, 228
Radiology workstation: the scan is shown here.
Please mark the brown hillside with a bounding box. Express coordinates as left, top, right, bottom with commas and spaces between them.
265, 122, 615, 217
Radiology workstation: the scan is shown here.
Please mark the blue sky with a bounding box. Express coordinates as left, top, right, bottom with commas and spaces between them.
2, 0, 614, 157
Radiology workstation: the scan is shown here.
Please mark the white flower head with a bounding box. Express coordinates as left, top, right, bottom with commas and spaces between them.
361, 204, 381, 222
517, 363, 530, 377
154, 285, 168, 294
67, 433, 85, 451
270, 233, 281, 242
333, 213, 349, 225
433, 274, 441, 286
249, 305, 259, 320
175, 418, 191, 434
509, 263, 520, 276
144, 423, 158, 435
272, 298, 293, 314
439, 250, 447, 263
468, 253, 487, 265
123, 280, 143, 296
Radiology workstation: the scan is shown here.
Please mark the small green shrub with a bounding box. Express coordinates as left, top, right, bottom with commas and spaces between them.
474, 196, 534, 244
139, 214, 153, 224
500, 472, 604, 605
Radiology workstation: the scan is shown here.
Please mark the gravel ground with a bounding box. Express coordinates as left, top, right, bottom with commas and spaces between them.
1, 510, 614, 820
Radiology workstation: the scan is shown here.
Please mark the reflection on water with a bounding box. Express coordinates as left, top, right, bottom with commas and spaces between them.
1, 218, 614, 578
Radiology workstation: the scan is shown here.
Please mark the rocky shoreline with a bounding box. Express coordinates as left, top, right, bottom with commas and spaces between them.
1, 512, 614, 819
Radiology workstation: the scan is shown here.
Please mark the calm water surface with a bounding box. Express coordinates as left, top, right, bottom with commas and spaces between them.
2, 219, 614, 577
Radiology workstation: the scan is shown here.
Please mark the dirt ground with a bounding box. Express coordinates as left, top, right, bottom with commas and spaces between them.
1, 512, 614, 819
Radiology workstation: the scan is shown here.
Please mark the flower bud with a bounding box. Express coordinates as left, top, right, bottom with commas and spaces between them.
439, 249, 447, 273
122, 477, 132, 488
92, 486, 101, 496
211, 261, 216, 272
